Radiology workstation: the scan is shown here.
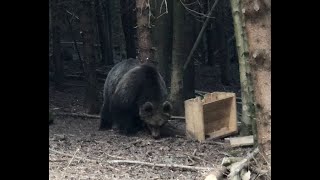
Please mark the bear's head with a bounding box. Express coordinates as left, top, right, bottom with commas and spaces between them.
139, 101, 173, 139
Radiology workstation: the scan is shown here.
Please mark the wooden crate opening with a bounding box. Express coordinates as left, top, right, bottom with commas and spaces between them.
184, 92, 238, 141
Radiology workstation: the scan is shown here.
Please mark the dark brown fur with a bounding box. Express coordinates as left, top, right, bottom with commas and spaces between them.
99, 59, 172, 138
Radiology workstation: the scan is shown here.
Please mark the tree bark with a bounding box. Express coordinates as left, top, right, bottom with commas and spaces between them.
151, 0, 173, 84
241, 0, 271, 164
121, 0, 137, 59
136, 0, 153, 63
183, 0, 219, 70
183, 62, 195, 100
51, 0, 64, 88
95, 0, 113, 65
65, 15, 85, 73
110, 0, 127, 61
230, 0, 256, 136
184, 9, 198, 100
80, 0, 100, 114
49, 0, 53, 72
99, 0, 114, 65
206, 0, 218, 67
169, 0, 195, 115
218, 2, 232, 86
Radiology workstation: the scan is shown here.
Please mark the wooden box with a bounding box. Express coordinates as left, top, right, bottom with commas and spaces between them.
184, 92, 238, 142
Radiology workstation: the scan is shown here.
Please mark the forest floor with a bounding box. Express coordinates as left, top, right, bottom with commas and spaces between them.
49, 62, 258, 180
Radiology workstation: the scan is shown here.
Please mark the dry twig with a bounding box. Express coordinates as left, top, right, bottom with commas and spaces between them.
228, 148, 259, 178
50, 148, 213, 171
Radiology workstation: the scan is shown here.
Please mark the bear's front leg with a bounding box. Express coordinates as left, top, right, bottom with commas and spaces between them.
99, 102, 113, 130
112, 111, 140, 135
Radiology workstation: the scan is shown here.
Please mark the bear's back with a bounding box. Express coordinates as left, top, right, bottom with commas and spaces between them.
103, 58, 139, 99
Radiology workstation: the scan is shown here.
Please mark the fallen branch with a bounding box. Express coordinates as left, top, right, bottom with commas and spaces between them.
183, 153, 213, 165
171, 115, 185, 120
103, 160, 212, 171
62, 147, 80, 178
54, 112, 100, 119
49, 148, 212, 171
54, 112, 185, 122
228, 148, 259, 178
195, 90, 209, 95
221, 157, 243, 166
251, 167, 268, 175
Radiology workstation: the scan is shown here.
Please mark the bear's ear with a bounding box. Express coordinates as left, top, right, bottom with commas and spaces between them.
162, 101, 172, 113
142, 102, 154, 114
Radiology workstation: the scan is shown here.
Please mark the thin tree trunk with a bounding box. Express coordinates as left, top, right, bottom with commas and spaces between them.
121, 0, 137, 59
151, 0, 173, 84
169, 0, 195, 115
110, 0, 127, 60
49, 1, 53, 72
184, 2, 197, 100
51, 0, 64, 88
80, 0, 100, 114
183, 61, 195, 100
218, 2, 232, 86
101, 0, 114, 65
206, 21, 218, 67
183, 0, 219, 70
66, 17, 84, 73
241, 0, 271, 164
230, 0, 256, 136
205, 0, 218, 67
95, 0, 111, 65
136, 0, 153, 64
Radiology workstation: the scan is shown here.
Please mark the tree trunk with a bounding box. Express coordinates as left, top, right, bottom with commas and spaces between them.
110, 0, 127, 61
101, 0, 114, 65
80, 0, 100, 114
218, 2, 232, 86
121, 0, 137, 59
95, 0, 113, 65
183, 61, 195, 100
65, 15, 85, 73
206, 0, 218, 67
151, 0, 173, 84
49, 1, 53, 72
241, 0, 271, 164
184, 4, 197, 100
51, 0, 64, 88
230, 0, 256, 136
169, 0, 195, 115
136, 0, 153, 64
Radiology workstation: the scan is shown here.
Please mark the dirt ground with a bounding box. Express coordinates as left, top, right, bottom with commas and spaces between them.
49, 63, 254, 180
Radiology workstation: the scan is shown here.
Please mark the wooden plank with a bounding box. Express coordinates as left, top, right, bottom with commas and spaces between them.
184, 92, 238, 141
203, 97, 233, 133
228, 94, 238, 133
206, 128, 238, 140
228, 136, 254, 147
204, 117, 229, 134
202, 92, 235, 105
185, 97, 205, 141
